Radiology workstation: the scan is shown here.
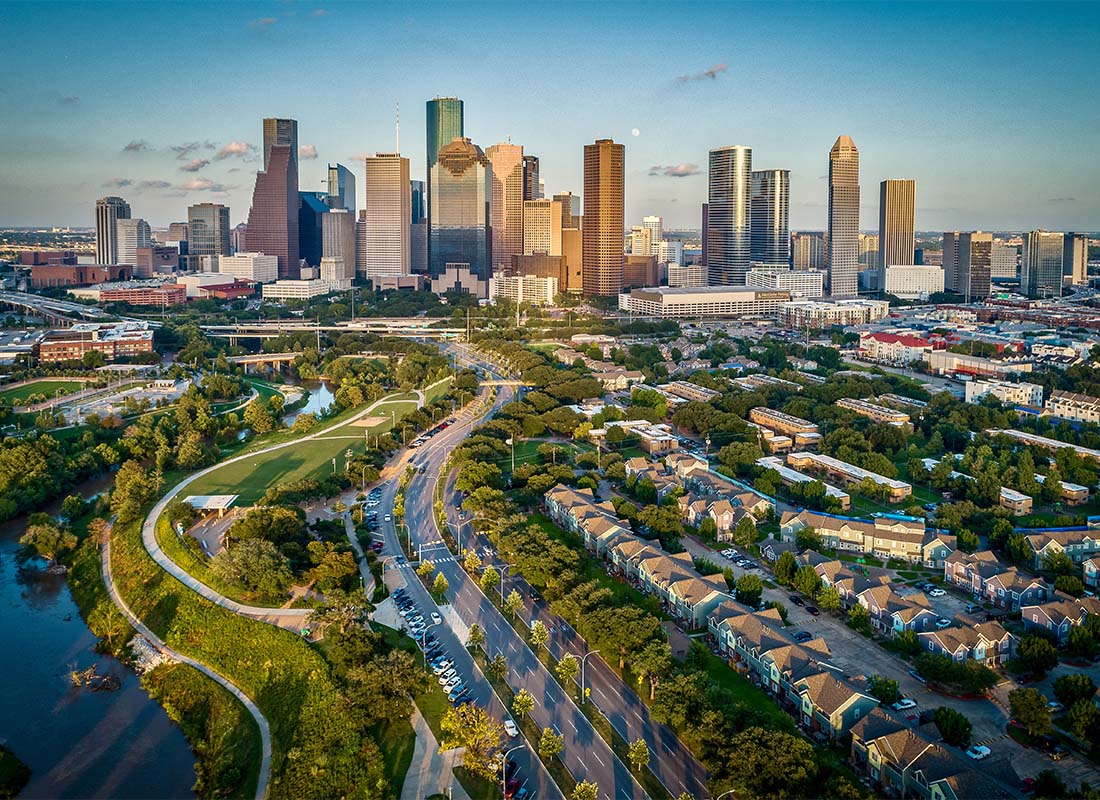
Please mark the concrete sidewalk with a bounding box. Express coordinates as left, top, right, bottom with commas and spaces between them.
401, 708, 471, 800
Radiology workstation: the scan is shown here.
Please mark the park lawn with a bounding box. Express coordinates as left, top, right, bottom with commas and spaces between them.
423, 376, 453, 404
698, 649, 797, 732
374, 718, 416, 797
0, 379, 85, 404
334, 399, 421, 438
453, 767, 498, 800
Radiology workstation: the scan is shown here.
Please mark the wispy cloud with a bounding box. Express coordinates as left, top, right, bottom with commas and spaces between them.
180, 158, 210, 172
123, 140, 151, 152
1047, 197, 1077, 204
179, 177, 234, 193
311, 8, 330, 16
216, 140, 255, 160
138, 180, 172, 190
171, 141, 215, 160
103, 177, 133, 188
250, 16, 278, 28
58, 94, 80, 105
648, 163, 701, 178
298, 143, 318, 160
676, 63, 728, 83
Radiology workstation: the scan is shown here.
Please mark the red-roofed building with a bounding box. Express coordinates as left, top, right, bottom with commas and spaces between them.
859, 331, 935, 366
197, 281, 256, 300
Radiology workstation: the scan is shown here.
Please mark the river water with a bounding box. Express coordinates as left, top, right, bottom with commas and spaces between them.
0, 476, 196, 798
280, 379, 334, 425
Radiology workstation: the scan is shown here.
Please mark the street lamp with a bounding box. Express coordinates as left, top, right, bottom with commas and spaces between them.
497, 563, 511, 604
715, 791, 737, 800
499, 744, 526, 797
579, 649, 601, 704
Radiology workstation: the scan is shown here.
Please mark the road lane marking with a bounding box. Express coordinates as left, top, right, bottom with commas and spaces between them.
592, 752, 604, 766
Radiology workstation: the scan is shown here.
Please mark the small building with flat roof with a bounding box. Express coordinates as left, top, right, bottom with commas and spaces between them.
183, 494, 239, 517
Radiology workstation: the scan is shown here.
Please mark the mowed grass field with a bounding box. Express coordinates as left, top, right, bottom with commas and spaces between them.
0, 379, 85, 404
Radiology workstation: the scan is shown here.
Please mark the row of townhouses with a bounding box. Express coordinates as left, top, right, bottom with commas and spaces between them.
781, 509, 957, 568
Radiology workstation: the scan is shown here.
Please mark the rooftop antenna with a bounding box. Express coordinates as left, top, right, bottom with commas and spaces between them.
395, 102, 400, 154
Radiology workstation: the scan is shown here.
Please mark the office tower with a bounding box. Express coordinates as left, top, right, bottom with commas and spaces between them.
426, 97, 464, 227
246, 143, 300, 278
322, 209, 356, 279
486, 142, 525, 274
523, 155, 541, 200
582, 138, 625, 296
858, 233, 879, 272
1064, 233, 1088, 286
827, 135, 860, 297
642, 216, 663, 256
263, 118, 298, 171
878, 179, 916, 286
792, 232, 827, 270
1022, 230, 1065, 297
167, 222, 189, 244
360, 153, 411, 277
523, 197, 568, 256
707, 145, 752, 285
630, 226, 652, 258
298, 191, 329, 267
750, 169, 790, 264
411, 180, 426, 224
187, 203, 231, 257
943, 231, 993, 301
701, 203, 708, 268
623, 255, 659, 288
555, 192, 580, 228
991, 242, 1017, 280
429, 137, 492, 287
657, 239, 684, 266
115, 218, 151, 267
219, 252, 279, 283
95, 196, 131, 264
327, 163, 356, 214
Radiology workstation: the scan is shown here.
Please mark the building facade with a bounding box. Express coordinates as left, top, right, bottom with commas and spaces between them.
326, 163, 356, 214
489, 274, 558, 306
188, 203, 231, 257
95, 196, 131, 265
247, 142, 300, 279
943, 232, 993, 299
115, 218, 151, 267
429, 138, 492, 291
321, 209, 356, 279
883, 265, 945, 299
218, 252, 279, 283
618, 286, 790, 318
486, 142, 525, 275
426, 96, 464, 227
750, 169, 790, 264
877, 179, 916, 286
780, 298, 889, 328
827, 136, 860, 297
582, 138, 625, 296
792, 232, 826, 270
642, 216, 663, 256
1022, 230, 1065, 298
360, 153, 411, 277
708, 145, 752, 285
746, 268, 824, 298
1064, 233, 1088, 286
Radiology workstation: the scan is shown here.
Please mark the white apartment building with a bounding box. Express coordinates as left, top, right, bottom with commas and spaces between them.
780, 299, 889, 329
657, 239, 684, 266
667, 264, 707, 288
746, 268, 824, 298
218, 252, 278, 283
964, 379, 1044, 408
884, 265, 944, 299
261, 279, 336, 300
858, 331, 933, 365
643, 216, 663, 256
359, 153, 411, 277
618, 286, 790, 318
1046, 390, 1100, 425
489, 274, 558, 306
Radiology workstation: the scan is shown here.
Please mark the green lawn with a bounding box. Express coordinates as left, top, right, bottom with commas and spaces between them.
454, 767, 499, 800
0, 379, 85, 404
698, 649, 797, 731
375, 718, 416, 796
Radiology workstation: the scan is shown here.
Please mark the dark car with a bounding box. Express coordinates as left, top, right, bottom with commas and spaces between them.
793, 631, 813, 643
789, 595, 805, 606
805, 606, 820, 616
505, 778, 521, 798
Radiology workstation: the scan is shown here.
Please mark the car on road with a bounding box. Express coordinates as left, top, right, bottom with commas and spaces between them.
792, 631, 813, 643
908, 669, 927, 684
935, 617, 952, 629
789, 595, 805, 606
805, 605, 820, 616
928, 588, 946, 598
892, 698, 917, 711
384, 514, 392, 521
966, 745, 991, 760
431, 612, 442, 625
503, 718, 519, 737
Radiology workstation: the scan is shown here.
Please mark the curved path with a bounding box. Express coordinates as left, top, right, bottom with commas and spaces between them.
141, 387, 440, 631
100, 538, 273, 800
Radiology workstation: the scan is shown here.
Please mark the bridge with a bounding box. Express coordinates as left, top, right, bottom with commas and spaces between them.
202, 319, 465, 344
0, 290, 116, 325
227, 350, 397, 371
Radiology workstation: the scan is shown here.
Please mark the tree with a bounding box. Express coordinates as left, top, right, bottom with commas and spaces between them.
571, 782, 599, 800
1016, 635, 1059, 676
344, 650, 428, 726
698, 517, 717, 540
308, 588, 370, 635
110, 460, 162, 524
504, 588, 524, 618
934, 706, 973, 747
634, 641, 673, 701
1055, 575, 1085, 597
817, 586, 841, 613
893, 628, 921, 655
735, 573, 763, 607
467, 623, 485, 651
719, 727, 816, 798
1066, 699, 1100, 742
793, 565, 821, 599
1031, 770, 1067, 799
211, 539, 293, 598
627, 738, 650, 772
60, 493, 86, 522
20, 522, 77, 567
1009, 687, 1053, 736
556, 653, 579, 687
732, 516, 756, 548
416, 560, 435, 580
1054, 674, 1097, 708
1067, 625, 1100, 658
538, 727, 563, 760
530, 620, 549, 650
432, 571, 449, 600
848, 604, 873, 635
242, 397, 275, 434
487, 653, 508, 680
794, 526, 823, 552
480, 565, 499, 595
868, 675, 900, 705
512, 688, 535, 719
439, 704, 503, 779
464, 551, 482, 573
775, 551, 797, 585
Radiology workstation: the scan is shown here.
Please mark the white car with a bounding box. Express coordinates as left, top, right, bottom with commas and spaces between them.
965, 745, 991, 761
438, 668, 456, 685
384, 514, 392, 522
892, 698, 917, 711
431, 612, 442, 625
432, 660, 453, 675
503, 719, 519, 738
443, 675, 462, 691
928, 588, 946, 598
935, 617, 952, 629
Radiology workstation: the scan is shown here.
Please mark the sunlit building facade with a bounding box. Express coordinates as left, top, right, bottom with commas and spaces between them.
708, 145, 752, 285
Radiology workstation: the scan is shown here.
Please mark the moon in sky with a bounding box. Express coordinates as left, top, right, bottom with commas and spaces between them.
631, 128, 640, 136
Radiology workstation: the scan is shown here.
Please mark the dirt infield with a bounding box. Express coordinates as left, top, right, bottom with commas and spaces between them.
347, 416, 388, 428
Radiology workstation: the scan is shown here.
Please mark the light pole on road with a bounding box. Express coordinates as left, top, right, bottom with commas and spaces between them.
579, 649, 601, 704
499, 744, 526, 796
498, 563, 511, 604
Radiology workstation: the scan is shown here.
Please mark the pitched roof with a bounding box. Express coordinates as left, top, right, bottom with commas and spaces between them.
796, 672, 871, 716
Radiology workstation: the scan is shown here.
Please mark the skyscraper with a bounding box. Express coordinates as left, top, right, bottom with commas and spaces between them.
828, 135, 860, 297
360, 153, 411, 278
426, 97, 464, 228
187, 203, 231, 257
1022, 230, 1065, 297
990, 242, 1017, 280
878, 179, 916, 285
298, 191, 329, 267
630, 226, 652, 258
411, 180, 426, 224
116, 218, 151, 266
322, 209, 357, 280
95, 196, 131, 264
858, 233, 879, 273
643, 216, 663, 257
523, 197, 568, 256
582, 138, 625, 296
523, 155, 541, 200
701, 203, 708, 268
750, 169, 790, 264
429, 137, 492, 289
263, 118, 298, 171
792, 232, 827, 270
943, 231, 992, 301
707, 145, 752, 285
247, 143, 300, 279
486, 142, 525, 274
327, 163, 356, 214
1064, 233, 1088, 286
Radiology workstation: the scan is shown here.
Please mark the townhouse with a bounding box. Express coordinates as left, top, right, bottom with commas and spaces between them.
678, 494, 757, 537
1085, 556, 1100, 589
942, 549, 1051, 611
918, 621, 1017, 666
786, 451, 913, 503
666, 453, 775, 518
835, 397, 911, 427
781, 509, 956, 568
1020, 526, 1100, 572
856, 584, 939, 638
1021, 595, 1100, 646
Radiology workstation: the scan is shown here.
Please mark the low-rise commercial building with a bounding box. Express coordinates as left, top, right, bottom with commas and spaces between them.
618, 286, 790, 318
785, 452, 912, 502
261, 279, 339, 300
835, 397, 910, 427
883, 265, 944, 299
858, 332, 933, 366
987, 428, 1100, 464
96, 281, 187, 306
779, 299, 889, 329
30, 264, 132, 288
667, 264, 707, 288
745, 268, 824, 298
38, 322, 155, 363
964, 379, 1044, 408
924, 350, 1033, 377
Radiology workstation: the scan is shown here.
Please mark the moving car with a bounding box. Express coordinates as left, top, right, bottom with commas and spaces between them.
892, 698, 917, 711
503, 718, 519, 738
908, 669, 927, 684
966, 745, 991, 760
431, 612, 442, 625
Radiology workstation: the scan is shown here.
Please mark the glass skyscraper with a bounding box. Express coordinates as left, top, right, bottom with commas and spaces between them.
1022, 230, 1065, 298
95, 196, 131, 264
263, 118, 298, 171
750, 169, 790, 265
708, 145, 752, 285
429, 137, 492, 283
828, 135, 860, 297
326, 163, 356, 215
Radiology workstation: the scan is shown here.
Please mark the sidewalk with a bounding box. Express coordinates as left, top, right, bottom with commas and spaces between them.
401, 708, 472, 800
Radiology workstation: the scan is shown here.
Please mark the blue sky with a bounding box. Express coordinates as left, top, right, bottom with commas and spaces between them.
1, 1, 1097, 232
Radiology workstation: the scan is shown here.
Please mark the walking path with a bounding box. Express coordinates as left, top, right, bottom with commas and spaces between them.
100, 537, 273, 800
400, 709, 472, 800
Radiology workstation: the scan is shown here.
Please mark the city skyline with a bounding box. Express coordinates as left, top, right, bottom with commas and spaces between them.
2, 2, 1097, 232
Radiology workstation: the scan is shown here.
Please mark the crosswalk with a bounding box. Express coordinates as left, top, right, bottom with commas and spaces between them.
973, 733, 1010, 746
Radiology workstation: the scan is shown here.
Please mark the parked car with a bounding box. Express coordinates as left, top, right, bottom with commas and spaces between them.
805, 606, 820, 616
793, 631, 813, 643
908, 669, 927, 684
935, 617, 952, 629
438, 668, 456, 684
431, 612, 442, 625
966, 745, 991, 761
1047, 701, 1065, 714
892, 698, 917, 711
789, 595, 805, 606
503, 718, 519, 738
433, 660, 453, 675
505, 779, 521, 799
928, 588, 946, 598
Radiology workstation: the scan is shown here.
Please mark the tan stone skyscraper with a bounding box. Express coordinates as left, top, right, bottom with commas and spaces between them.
360, 153, 411, 277
878, 178, 916, 286
486, 142, 525, 274
582, 138, 624, 296
827, 135, 859, 297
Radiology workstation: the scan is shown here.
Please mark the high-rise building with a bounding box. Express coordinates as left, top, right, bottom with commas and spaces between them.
943, 231, 993, 301
187, 203, 231, 257
701, 204, 708, 268
486, 142, 526, 274
750, 169, 790, 265
246, 143, 300, 279
707, 145, 752, 286
858, 233, 879, 273
1022, 230, 1065, 297
555, 192, 580, 228
523, 197, 570, 257
116, 218, 151, 266
95, 196, 131, 264
426, 97, 464, 227
360, 153, 411, 278
523, 155, 541, 200
642, 216, 663, 257
582, 138, 625, 296
828, 135, 860, 297
167, 222, 189, 244
1064, 233, 1088, 286
231, 223, 248, 254
630, 226, 652, 258
263, 118, 298, 171
793, 232, 827, 270
429, 137, 492, 289
298, 191, 329, 267
878, 179, 916, 286
991, 243, 1017, 279
657, 239, 684, 266
326, 163, 356, 214
411, 180, 426, 224
322, 208, 356, 279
